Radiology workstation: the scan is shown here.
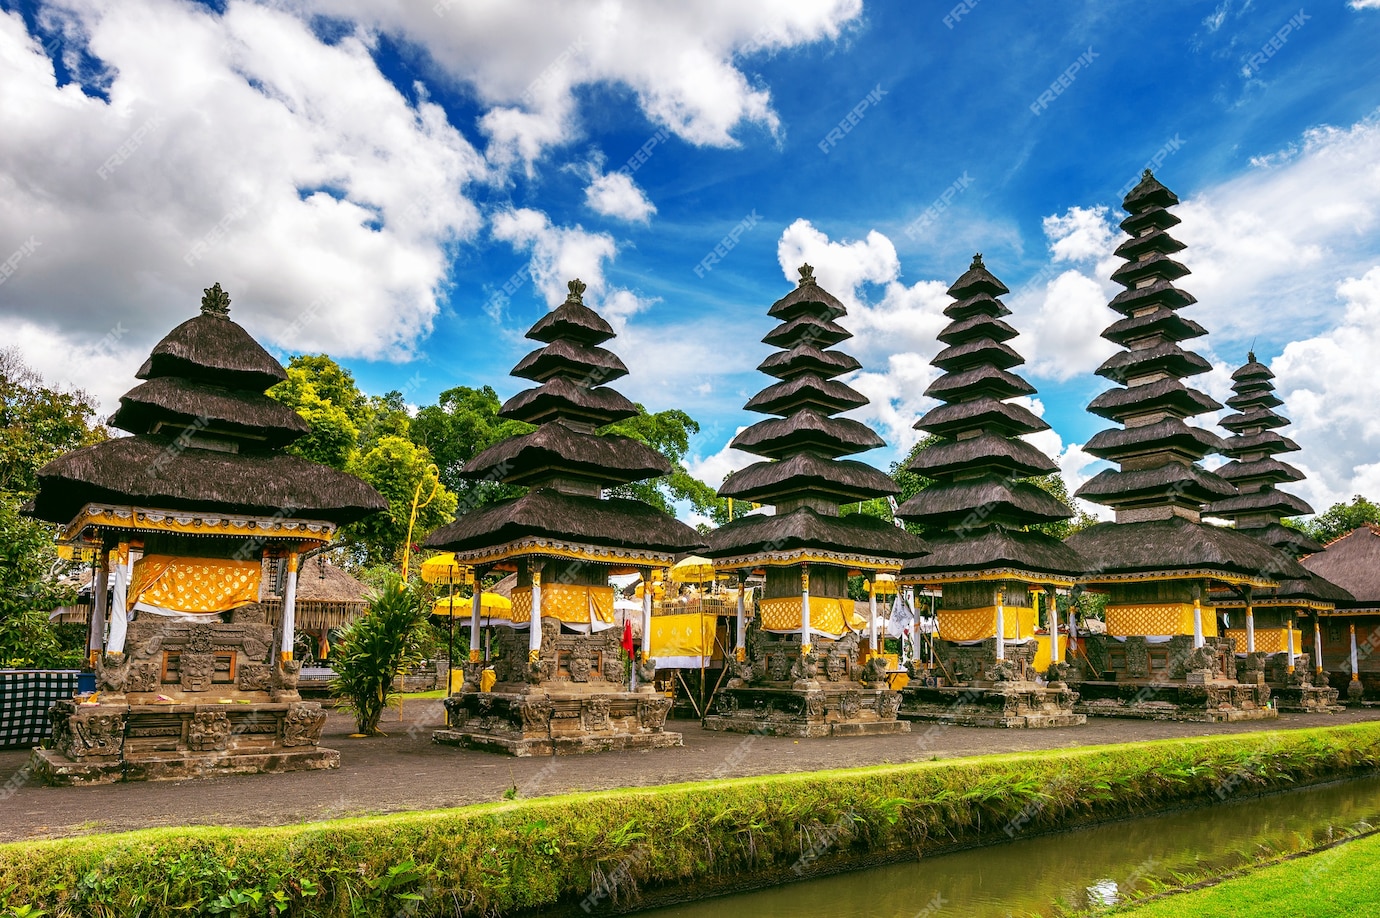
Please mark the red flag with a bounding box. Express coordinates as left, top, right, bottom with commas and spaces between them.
621, 620, 635, 656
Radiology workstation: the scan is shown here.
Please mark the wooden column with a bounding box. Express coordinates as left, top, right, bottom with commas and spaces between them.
469, 569, 483, 665
868, 581, 878, 654
734, 570, 747, 661
1048, 587, 1061, 665
88, 548, 109, 664
800, 564, 811, 655
107, 541, 131, 655
529, 563, 544, 659
280, 550, 299, 660
642, 567, 654, 661
1351, 623, 1360, 684
995, 587, 1006, 661
1286, 616, 1296, 673
1314, 616, 1324, 676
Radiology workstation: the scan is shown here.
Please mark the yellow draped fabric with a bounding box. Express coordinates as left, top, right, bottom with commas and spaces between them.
508, 584, 614, 625
1105, 603, 1219, 638
431, 594, 511, 620
1033, 634, 1067, 671
128, 554, 261, 614
1224, 627, 1295, 655
758, 597, 865, 635
936, 606, 1036, 642
650, 613, 716, 658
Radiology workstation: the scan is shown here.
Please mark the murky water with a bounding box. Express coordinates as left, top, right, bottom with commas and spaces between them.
636, 774, 1380, 917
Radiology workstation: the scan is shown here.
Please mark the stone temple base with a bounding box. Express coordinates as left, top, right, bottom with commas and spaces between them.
899, 681, 1085, 728
701, 681, 910, 737
1072, 680, 1277, 722
33, 699, 336, 786
435, 685, 679, 756
1238, 653, 1343, 714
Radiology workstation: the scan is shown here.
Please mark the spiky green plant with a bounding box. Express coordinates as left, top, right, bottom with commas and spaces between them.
329, 575, 428, 736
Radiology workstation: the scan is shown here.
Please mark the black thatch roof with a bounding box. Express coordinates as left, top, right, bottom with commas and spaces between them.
31, 435, 387, 525
461, 421, 670, 487
1101, 307, 1207, 348
1110, 252, 1190, 288
525, 285, 616, 345
1214, 457, 1305, 486
1083, 418, 1224, 463
1270, 571, 1355, 605
719, 452, 898, 504
743, 374, 868, 416
766, 264, 848, 321
1239, 522, 1324, 558
937, 313, 1019, 346
703, 507, 925, 563
511, 338, 628, 384
945, 254, 1010, 300
500, 377, 639, 426
758, 345, 861, 380
932, 337, 1024, 372
110, 377, 309, 447
1302, 526, 1380, 607
423, 487, 703, 556
906, 434, 1056, 479
1095, 342, 1212, 384
1076, 463, 1237, 506
1113, 228, 1186, 261
897, 476, 1072, 528
914, 396, 1048, 439
1066, 516, 1312, 583
729, 409, 884, 459
136, 286, 288, 391
1107, 280, 1198, 317
761, 314, 852, 349
1086, 377, 1222, 422
1205, 488, 1314, 519
1221, 408, 1289, 433
901, 527, 1083, 581
924, 364, 1036, 401
1123, 169, 1180, 211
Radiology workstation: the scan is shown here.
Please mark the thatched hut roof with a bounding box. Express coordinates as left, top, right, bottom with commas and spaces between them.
703, 507, 924, 566
1066, 517, 1312, 585
901, 527, 1083, 582
1302, 525, 1380, 609
136, 290, 288, 391
729, 410, 884, 459
109, 376, 309, 446
499, 377, 640, 426
511, 339, 628, 384
761, 314, 852, 349
718, 452, 898, 504
264, 560, 370, 630
525, 296, 616, 346
462, 421, 670, 487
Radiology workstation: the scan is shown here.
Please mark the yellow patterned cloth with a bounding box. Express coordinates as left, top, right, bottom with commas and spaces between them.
1033, 634, 1067, 671
127, 554, 261, 614
1105, 603, 1219, 638
1225, 627, 1295, 655
936, 606, 1036, 642
650, 613, 716, 657
508, 585, 614, 625
758, 597, 865, 635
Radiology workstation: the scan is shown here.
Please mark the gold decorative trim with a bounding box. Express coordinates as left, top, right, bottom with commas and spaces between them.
897, 569, 1076, 589
1079, 570, 1276, 589
445, 538, 676, 569
710, 549, 902, 572
63, 503, 336, 545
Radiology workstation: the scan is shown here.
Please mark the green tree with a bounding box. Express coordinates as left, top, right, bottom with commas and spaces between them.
602, 407, 726, 518
361, 390, 412, 452
409, 385, 531, 506
347, 436, 459, 567
329, 576, 429, 735
1297, 495, 1380, 546
0, 348, 106, 497
268, 356, 369, 470
0, 493, 82, 667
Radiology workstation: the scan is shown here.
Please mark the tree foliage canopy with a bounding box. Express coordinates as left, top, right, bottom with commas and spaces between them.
1294, 495, 1380, 546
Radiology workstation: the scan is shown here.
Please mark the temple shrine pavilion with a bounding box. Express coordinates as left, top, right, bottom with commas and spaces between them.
894, 255, 1086, 728
29, 284, 387, 783
1301, 526, 1380, 704
701, 264, 923, 737
1064, 172, 1311, 721
425, 279, 702, 755
1205, 354, 1350, 712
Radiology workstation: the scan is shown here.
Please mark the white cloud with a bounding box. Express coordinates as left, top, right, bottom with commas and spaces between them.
0, 1, 485, 411
491, 207, 617, 308
583, 170, 656, 223
686, 432, 758, 491
305, 0, 863, 170
1350, 0, 1380, 10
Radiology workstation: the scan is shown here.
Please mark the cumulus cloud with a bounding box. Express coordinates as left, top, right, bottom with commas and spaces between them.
1350, 0, 1380, 10
305, 0, 863, 170
584, 170, 657, 223
0, 1, 485, 406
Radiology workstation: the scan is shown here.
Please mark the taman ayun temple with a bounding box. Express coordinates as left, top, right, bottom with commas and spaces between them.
700, 264, 924, 736
28, 285, 387, 783
894, 255, 1087, 728
424, 280, 702, 755
1302, 525, 1380, 704
1064, 171, 1314, 722
1204, 354, 1351, 712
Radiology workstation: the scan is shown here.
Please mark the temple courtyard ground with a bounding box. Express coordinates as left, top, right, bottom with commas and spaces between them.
5, 700, 1380, 843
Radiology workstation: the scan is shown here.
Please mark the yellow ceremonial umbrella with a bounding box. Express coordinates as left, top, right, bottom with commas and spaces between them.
432, 593, 511, 619
866, 573, 898, 596
669, 555, 716, 585
419, 553, 473, 585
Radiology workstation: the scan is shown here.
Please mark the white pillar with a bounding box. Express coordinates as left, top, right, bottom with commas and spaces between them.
1351, 623, 1360, 684
800, 565, 811, 654
734, 571, 746, 660
469, 579, 483, 665
1192, 597, 1204, 650
1314, 617, 1324, 675
1286, 618, 1296, 672
1049, 589, 1061, 665
280, 551, 299, 659
107, 541, 131, 655
88, 550, 109, 662
995, 589, 1006, 661
868, 583, 879, 654
529, 566, 543, 657
642, 568, 654, 660
1246, 605, 1256, 653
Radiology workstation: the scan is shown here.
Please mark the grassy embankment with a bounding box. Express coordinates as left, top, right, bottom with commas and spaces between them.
3, 722, 1380, 917
1109, 828, 1380, 917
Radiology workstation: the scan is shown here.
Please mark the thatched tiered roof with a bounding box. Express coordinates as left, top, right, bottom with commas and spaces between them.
896, 255, 1082, 583
425, 280, 701, 564
264, 559, 371, 631
1303, 525, 1380, 611
31, 284, 387, 529
704, 265, 925, 569
1207, 354, 1352, 609
1066, 174, 1308, 586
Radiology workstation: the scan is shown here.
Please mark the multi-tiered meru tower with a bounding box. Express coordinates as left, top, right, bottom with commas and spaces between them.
702, 265, 924, 736
1206, 354, 1350, 711
1065, 171, 1312, 721
426, 280, 702, 755
895, 255, 1086, 727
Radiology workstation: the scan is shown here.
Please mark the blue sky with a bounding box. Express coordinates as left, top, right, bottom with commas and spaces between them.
3, 0, 1380, 522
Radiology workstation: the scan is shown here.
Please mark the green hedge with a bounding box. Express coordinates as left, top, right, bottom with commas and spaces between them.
4, 722, 1380, 917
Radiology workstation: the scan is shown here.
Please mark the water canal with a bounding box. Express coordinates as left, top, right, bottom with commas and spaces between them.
636, 773, 1380, 917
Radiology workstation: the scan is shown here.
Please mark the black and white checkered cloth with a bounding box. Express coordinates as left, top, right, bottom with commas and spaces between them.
0, 670, 81, 749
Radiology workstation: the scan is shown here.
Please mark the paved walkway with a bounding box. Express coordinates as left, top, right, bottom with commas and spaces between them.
4, 703, 1378, 843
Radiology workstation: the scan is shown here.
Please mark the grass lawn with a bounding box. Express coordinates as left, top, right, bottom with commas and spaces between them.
1115, 831, 1380, 917
397, 688, 448, 700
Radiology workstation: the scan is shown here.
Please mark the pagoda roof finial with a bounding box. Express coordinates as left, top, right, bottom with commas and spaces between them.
1142, 168, 1154, 180
797, 263, 816, 287
1247, 349, 1257, 364
566, 278, 586, 304
971, 252, 985, 270
201, 282, 230, 318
